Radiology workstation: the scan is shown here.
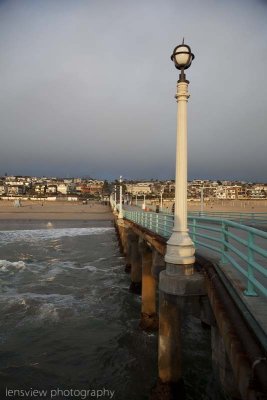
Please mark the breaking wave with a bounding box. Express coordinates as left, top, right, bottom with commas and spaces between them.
0, 227, 113, 245
0, 260, 27, 272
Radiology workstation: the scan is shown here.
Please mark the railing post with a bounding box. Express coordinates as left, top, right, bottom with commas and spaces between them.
163, 215, 167, 237
145, 212, 148, 229
192, 218, 196, 246
156, 213, 159, 234
150, 213, 152, 230
220, 222, 229, 265
244, 232, 258, 296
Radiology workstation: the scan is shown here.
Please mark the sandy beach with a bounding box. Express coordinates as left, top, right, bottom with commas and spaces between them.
187, 200, 267, 213
0, 200, 114, 220
0, 199, 266, 222
141, 199, 267, 214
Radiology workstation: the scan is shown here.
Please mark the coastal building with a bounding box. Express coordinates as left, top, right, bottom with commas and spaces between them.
6, 185, 25, 196
247, 184, 267, 198
46, 185, 57, 194
57, 183, 69, 195
34, 184, 47, 195
0, 183, 6, 195
126, 183, 152, 195
80, 183, 103, 195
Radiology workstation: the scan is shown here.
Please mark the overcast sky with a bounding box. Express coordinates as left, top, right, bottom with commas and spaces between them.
0, 0, 266, 181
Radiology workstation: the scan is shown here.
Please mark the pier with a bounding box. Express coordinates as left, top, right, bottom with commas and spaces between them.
112, 198, 267, 400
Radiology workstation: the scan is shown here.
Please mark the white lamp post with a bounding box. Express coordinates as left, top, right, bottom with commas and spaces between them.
142, 194, 146, 210
160, 189, 163, 211
114, 185, 117, 211
118, 176, 123, 219
135, 194, 138, 206
200, 186, 204, 214
165, 39, 195, 267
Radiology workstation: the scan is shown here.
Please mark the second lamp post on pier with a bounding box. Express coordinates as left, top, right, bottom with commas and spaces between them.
118, 176, 123, 219
160, 189, 164, 211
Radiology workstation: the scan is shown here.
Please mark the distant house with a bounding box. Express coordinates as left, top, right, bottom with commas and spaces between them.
216, 185, 242, 200
46, 185, 57, 194
57, 183, 68, 195
80, 183, 103, 195
34, 184, 47, 195
0, 183, 6, 195
6, 185, 25, 196
126, 183, 152, 195
248, 185, 267, 199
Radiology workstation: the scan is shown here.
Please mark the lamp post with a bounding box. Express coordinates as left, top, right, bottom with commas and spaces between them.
118, 176, 123, 219
142, 194, 146, 210
135, 194, 138, 206
160, 189, 163, 211
114, 185, 117, 211
165, 39, 195, 267
200, 186, 204, 214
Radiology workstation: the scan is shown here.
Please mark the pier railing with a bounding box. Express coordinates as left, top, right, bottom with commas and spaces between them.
189, 211, 267, 224
123, 210, 267, 298
110, 196, 267, 224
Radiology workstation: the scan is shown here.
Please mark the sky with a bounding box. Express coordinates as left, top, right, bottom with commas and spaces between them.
0, 0, 266, 182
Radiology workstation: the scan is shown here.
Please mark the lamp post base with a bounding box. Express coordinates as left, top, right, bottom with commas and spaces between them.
164, 230, 195, 266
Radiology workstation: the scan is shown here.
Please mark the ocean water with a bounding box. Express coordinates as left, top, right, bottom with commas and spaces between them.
0, 220, 226, 400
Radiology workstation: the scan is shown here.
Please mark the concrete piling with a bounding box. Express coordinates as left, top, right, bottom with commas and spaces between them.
150, 292, 185, 400
155, 263, 206, 398
151, 249, 166, 281
158, 291, 182, 383
139, 240, 158, 331
128, 233, 142, 294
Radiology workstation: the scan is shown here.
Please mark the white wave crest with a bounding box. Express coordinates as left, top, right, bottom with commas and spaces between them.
0, 227, 113, 245
0, 293, 78, 323
0, 260, 26, 272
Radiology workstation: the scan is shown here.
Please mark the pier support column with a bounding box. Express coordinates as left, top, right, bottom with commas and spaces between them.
116, 218, 127, 255
150, 291, 185, 400
116, 219, 132, 273
129, 233, 142, 294
139, 240, 158, 331
152, 264, 206, 399
124, 227, 132, 273
151, 249, 166, 281
158, 291, 182, 383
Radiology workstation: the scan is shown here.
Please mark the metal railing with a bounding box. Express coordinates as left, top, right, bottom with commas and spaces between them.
135, 202, 267, 224
123, 210, 267, 298
188, 210, 267, 224
111, 196, 267, 224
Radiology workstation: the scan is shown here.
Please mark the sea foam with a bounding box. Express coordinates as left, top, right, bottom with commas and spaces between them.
0, 260, 26, 272
0, 227, 113, 245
